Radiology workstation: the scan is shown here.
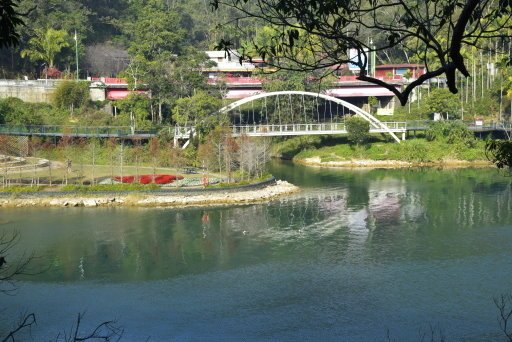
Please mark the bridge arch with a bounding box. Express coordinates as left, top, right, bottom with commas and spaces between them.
218, 90, 401, 143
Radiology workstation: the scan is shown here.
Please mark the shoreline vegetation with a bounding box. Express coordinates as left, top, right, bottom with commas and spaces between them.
0, 122, 497, 208
273, 128, 494, 170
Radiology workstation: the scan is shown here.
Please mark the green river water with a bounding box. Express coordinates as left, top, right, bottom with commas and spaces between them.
1, 162, 512, 341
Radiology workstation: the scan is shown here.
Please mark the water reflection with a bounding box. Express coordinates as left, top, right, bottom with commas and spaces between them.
2, 165, 512, 341
1, 167, 511, 283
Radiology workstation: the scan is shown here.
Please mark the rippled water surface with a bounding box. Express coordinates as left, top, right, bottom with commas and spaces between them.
1, 163, 512, 340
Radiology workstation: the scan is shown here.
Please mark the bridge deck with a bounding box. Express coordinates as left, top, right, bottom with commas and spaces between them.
0, 125, 156, 138
0, 121, 510, 139
174, 122, 407, 139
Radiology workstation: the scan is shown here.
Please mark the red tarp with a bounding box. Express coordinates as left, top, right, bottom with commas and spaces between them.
107, 90, 147, 100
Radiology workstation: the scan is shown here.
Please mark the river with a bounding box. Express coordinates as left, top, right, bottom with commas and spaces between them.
1, 162, 512, 341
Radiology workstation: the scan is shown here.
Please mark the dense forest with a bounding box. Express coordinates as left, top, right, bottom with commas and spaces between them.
0, 0, 249, 77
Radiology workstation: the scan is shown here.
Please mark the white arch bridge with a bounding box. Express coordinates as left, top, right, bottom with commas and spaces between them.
174, 91, 406, 147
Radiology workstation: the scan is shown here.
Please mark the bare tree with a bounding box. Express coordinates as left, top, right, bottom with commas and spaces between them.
55, 313, 123, 342
107, 138, 117, 182
2, 313, 37, 342
0, 230, 33, 295
0, 231, 124, 341
495, 294, 512, 341
238, 136, 271, 180
149, 137, 159, 183
84, 43, 129, 76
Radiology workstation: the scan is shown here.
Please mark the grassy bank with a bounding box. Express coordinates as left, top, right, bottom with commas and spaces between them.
272, 135, 488, 165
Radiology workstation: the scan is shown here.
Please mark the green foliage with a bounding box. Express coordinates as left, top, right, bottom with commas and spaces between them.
345, 116, 370, 146
367, 96, 378, 112
0, 0, 26, 48
467, 92, 500, 118
426, 120, 475, 147
172, 91, 223, 135
52, 80, 90, 110
399, 139, 429, 162
272, 135, 323, 159
485, 140, 512, 171
116, 93, 152, 130
123, 1, 186, 61
0, 185, 46, 193
295, 137, 486, 164
390, 102, 430, 121
424, 88, 461, 119
20, 28, 69, 68
0, 97, 43, 125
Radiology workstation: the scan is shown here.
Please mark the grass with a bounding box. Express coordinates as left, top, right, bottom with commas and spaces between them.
0, 185, 46, 193
1, 163, 210, 184
0, 159, 272, 192
277, 136, 488, 163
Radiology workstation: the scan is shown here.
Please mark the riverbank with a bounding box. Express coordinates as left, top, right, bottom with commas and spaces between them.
0, 180, 300, 208
295, 156, 493, 168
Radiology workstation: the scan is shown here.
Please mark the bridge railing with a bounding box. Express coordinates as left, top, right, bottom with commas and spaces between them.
230, 121, 407, 135
232, 123, 347, 135
404, 120, 512, 131
379, 121, 407, 130
0, 125, 134, 137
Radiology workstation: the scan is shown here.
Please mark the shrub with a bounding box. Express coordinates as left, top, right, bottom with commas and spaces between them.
52, 80, 91, 111
345, 116, 370, 146
400, 139, 429, 162
426, 120, 475, 147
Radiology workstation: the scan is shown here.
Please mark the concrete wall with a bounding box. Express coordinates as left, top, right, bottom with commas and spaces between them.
0, 79, 107, 103
0, 79, 60, 103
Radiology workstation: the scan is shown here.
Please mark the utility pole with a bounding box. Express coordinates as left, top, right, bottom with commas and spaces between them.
74, 30, 79, 80
369, 38, 376, 77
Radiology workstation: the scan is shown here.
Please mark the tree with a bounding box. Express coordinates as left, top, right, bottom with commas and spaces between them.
0, 0, 27, 48
122, 1, 186, 62
52, 80, 90, 114
424, 88, 461, 119
116, 93, 152, 132
143, 49, 216, 123
172, 90, 224, 137
346, 116, 370, 146
486, 140, 512, 173
199, 125, 238, 181
20, 27, 69, 68
426, 120, 475, 147
213, 0, 512, 105
238, 135, 271, 180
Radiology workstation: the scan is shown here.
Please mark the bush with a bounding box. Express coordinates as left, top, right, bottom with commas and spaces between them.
0, 97, 44, 125
52, 80, 91, 111
345, 116, 370, 145
400, 139, 429, 162
426, 120, 475, 146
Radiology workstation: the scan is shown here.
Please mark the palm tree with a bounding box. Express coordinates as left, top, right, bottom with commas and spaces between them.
20, 28, 69, 68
